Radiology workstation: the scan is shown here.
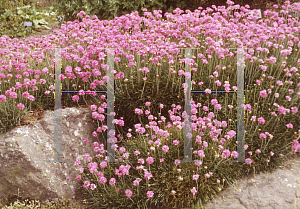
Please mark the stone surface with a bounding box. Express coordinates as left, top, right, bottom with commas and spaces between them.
204, 153, 300, 209
0, 106, 105, 208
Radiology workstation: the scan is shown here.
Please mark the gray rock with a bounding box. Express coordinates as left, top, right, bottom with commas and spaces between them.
0, 107, 105, 208
204, 153, 300, 209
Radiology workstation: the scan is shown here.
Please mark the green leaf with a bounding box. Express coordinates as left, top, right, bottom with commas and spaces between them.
32, 19, 39, 27
3, 9, 11, 19
32, 9, 37, 16
42, 25, 51, 29
38, 18, 48, 25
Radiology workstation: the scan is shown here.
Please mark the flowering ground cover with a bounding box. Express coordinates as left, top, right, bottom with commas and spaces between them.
1, 0, 300, 208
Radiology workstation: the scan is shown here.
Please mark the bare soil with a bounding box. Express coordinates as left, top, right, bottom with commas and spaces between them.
17, 19, 61, 42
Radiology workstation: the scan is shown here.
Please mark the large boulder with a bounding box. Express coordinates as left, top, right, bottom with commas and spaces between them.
204, 153, 300, 209
0, 107, 105, 208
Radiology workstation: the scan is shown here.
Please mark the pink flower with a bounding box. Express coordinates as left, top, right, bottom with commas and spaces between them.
292, 140, 300, 152
22, 91, 29, 99
291, 107, 298, 114
122, 152, 129, 159
134, 108, 143, 115
173, 140, 179, 145
148, 115, 154, 120
231, 151, 238, 158
17, 103, 25, 110
260, 90, 267, 98
211, 99, 218, 105
215, 80, 222, 86
213, 71, 219, 77
245, 158, 253, 165
72, 95, 79, 102
134, 151, 140, 156
92, 112, 99, 119
255, 149, 261, 154
125, 189, 132, 198
162, 145, 169, 152
144, 171, 152, 180
270, 151, 274, 156
90, 184, 97, 190
74, 159, 81, 165
191, 187, 197, 195
259, 133, 267, 139
92, 131, 98, 137
9, 92, 17, 99
128, 62, 135, 67
78, 90, 84, 96
133, 178, 142, 186
195, 160, 202, 166
119, 147, 126, 153
278, 106, 287, 115
146, 157, 154, 164
160, 158, 164, 162
227, 130, 236, 138
99, 176, 107, 184
77, 175, 82, 181
59, 74, 65, 81
222, 149, 231, 159
109, 178, 116, 186
198, 150, 205, 158
205, 173, 210, 178
257, 117, 265, 124
178, 70, 185, 76
100, 161, 107, 168
193, 174, 200, 180
42, 68, 49, 74
175, 159, 180, 165
204, 89, 211, 94
286, 123, 293, 129
145, 102, 151, 106
79, 11, 85, 16
147, 191, 154, 198
221, 121, 227, 127
215, 104, 222, 110
28, 95, 35, 101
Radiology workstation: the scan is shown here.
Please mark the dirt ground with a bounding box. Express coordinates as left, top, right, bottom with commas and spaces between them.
16, 19, 61, 42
